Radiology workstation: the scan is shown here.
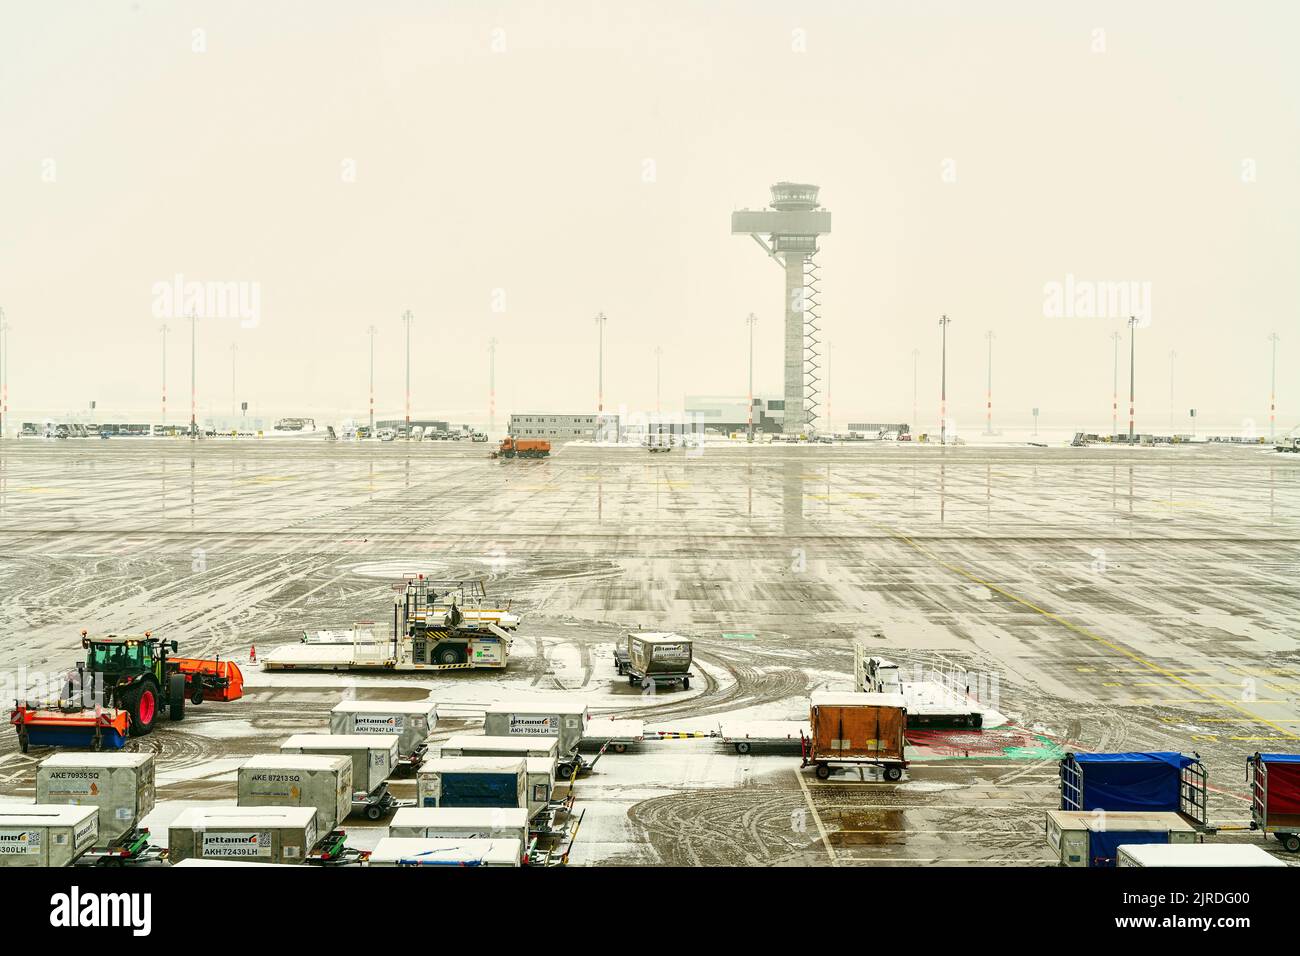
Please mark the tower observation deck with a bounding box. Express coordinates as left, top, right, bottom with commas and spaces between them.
731, 183, 831, 435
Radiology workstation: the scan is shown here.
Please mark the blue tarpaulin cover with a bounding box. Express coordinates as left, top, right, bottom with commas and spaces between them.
1088, 828, 1168, 868
1066, 752, 1196, 813
1256, 753, 1300, 763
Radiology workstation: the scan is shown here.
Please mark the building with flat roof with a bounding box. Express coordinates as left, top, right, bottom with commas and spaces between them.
685, 395, 784, 434
509, 413, 619, 442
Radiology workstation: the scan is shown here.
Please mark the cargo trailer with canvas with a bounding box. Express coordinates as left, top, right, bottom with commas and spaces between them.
1060, 752, 1210, 831
801, 691, 907, 780
367, 837, 521, 867
0, 805, 98, 867
482, 698, 589, 777
623, 632, 693, 689
417, 757, 527, 811
439, 734, 559, 763
36, 752, 156, 853
168, 807, 318, 865
329, 698, 437, 773
237, 754, 352, 834
1116, 843, 1287, 867
279, 734, 403, 820
1044, 809, 1198, 867
1247, 752, 1300, 852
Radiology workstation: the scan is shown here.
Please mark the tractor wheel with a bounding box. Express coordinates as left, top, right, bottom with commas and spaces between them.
125, 678, 160, 736
434, 644, 465, 666
169, 674, 186, 721
884, 766, 903, 782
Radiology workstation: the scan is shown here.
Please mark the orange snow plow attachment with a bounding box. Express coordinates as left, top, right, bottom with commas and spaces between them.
169, 657, 245, 702
10, 705, 130, 752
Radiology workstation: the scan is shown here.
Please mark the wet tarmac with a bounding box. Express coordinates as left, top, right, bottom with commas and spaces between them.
0, 438, 1297, 864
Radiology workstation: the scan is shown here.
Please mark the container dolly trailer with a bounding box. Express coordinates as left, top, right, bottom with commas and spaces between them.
1247, 752, 1300, 853
1059, 751, 1214, 833
800, 692, 908, 781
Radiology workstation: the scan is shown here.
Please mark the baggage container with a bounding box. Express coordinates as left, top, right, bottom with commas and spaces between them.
279, 733, 401, 794
1247, 752, 1300, 852
368, 837, 521, 867
329, 698, 437, 764
482, 698, 588, 763
440, 734, 559, 762
0, 805, 98, 867
1045, 809, 1197, 867
1117, 843, 1287, 867
803, 691, 907, 780
168, 806, 317, 864
417, 757, 527, 810
625, 632, 693, 688
237, 754, 352, 833
525, 756, 556, 818
1060, 752, 1208, 827
390, 806, 530, 854
36, 752, 155, 847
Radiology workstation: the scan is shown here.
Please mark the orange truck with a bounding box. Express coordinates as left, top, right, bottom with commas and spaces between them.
494, 438, 551, 459
801, 691, 908, 780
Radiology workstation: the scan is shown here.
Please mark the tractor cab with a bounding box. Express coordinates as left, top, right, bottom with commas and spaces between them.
78, 631, 186, 736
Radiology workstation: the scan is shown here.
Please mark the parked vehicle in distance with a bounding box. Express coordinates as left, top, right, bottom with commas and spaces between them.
494, 438, 550, 458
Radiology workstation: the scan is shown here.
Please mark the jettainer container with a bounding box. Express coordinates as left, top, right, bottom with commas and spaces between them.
279, 734, 401, 794
0, 805, 98, 867
168, 806, 318, 864
237, 754, 352, 833
390, 806, 530, 853
329, 699, 437, 766
417, 757, 527, 810
36, 752, 155, 846
1247, 752, 1300, 853
1045, 809, 1197, 867
802, 691, 907, 780
482, 698, 588, 764
368, 837, 521, 867
1117, 843, 1287, 867
525, 757, 556, 818
625, 632, 693, 689
440, 734, 559, 762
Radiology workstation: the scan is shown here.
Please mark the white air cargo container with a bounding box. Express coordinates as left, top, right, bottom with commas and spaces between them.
1045, 810, 1198, 867
168, 806, 318, 864
36, 752, 155, 846
0, 805, 98, 867
1117, 843, 1288, 867
417, 757, 528, 811
237, 754, 352, 833
440, 734, 559, 762
329, 698, 438, 760
368, 837, 521, 867
280, 734, 401, 794
390, 807, 530, 854
482, 698, 588, 760
525, 757, 557, 818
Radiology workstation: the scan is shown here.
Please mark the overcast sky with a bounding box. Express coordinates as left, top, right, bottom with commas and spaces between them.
1, 1, 1296, 431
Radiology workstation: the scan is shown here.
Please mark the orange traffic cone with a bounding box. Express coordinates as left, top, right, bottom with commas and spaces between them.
249, 645, 257, 663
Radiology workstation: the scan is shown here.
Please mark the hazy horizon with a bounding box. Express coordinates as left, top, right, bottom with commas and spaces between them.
2, 1, 1297, 436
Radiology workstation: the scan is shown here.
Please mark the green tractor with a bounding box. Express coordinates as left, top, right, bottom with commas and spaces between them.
77, 632, 189, 736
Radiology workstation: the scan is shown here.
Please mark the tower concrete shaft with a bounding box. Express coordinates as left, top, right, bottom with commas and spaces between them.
732, 182, 831, 436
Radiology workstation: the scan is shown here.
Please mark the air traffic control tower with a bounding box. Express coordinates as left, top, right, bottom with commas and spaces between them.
732, 183, 831, 435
